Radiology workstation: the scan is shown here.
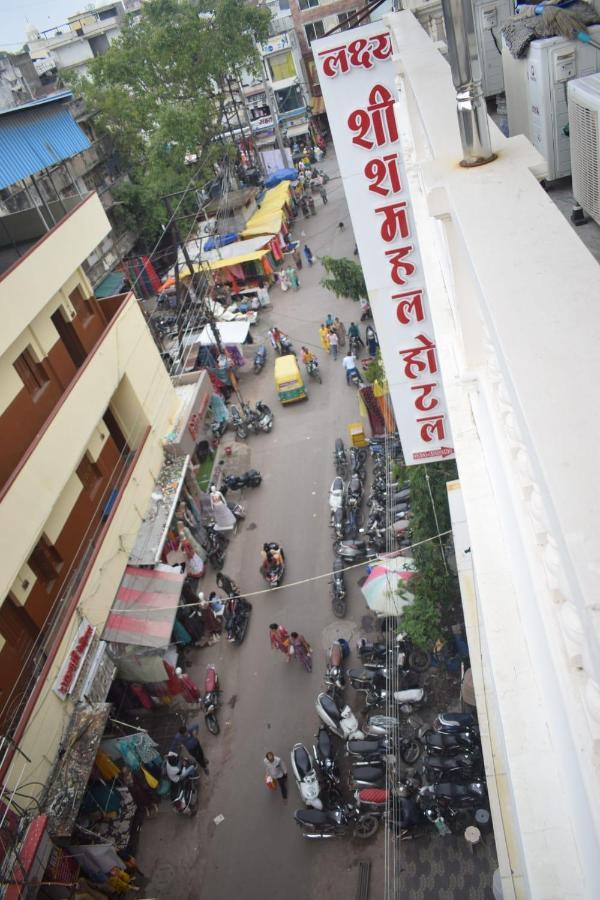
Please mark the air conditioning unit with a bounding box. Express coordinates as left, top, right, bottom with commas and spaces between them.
503, 26, 600, 181
403, 0, 511, 95
568, 73, 600, 224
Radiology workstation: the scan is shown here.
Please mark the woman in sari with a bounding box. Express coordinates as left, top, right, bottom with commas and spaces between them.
290, 632, 312, 672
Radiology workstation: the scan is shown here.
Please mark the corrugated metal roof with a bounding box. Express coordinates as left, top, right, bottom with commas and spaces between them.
0, 89, 73, 117
0, 98, 91, 190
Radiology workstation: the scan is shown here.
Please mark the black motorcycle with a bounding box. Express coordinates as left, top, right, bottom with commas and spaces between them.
229, 405, 249, 440
294, 803, 380, 840
334, 438, 348, 477
313, 726, 342, 803
333, 537, 377, 564
358, 635, 432, 674
422, 752, 484, 784
224, 597, 252, 644
421, 729, 481, 755
330, 556, 346, 618
222, 469, 262, 492
418, 781, 487, 811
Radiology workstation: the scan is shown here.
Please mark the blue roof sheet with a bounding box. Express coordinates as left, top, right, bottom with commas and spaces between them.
0, 98, 91, 190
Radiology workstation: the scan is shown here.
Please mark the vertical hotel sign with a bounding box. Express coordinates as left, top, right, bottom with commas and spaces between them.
314, 25, 454, 464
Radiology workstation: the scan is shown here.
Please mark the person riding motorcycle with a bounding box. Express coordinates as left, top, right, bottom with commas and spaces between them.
301, 346, 319, 372
261, 542, 285, 576
165, 750, 197, 784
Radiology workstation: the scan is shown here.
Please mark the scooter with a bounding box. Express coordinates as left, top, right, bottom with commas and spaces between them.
315, 692, 364, 740
229, 405, 249, 440
202, 665, 220, 735
306, 358, 322, 383
291, 743, 323, 809
279, 335, 295, 356
434, 712, 479, 736
294, 803, 380, 841
242, 400, 274, 434
165, 755, 200, 816
330, 556, 346, 618
222, 469, 262, 491
253, 345, 267, 374
329, 476, 345, 539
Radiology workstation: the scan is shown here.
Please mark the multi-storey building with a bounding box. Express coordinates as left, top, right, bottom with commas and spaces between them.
0, 155, 178, 802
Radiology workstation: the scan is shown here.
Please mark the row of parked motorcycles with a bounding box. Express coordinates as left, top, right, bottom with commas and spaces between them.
328, 438, 367, 617
211, 400, 273, 441
291, 640, 487, 839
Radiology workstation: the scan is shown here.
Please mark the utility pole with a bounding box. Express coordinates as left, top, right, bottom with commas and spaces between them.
261, 67, 287, 160
233, 69, 266, 176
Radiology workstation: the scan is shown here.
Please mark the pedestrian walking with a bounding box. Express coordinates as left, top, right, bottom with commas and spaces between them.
366, 324, 379, 357
287, 266, 300, 290
269, 622, 291, 662
338, 221, 345, 232
303, 244, 314, 266
319, 185, 328, 205
319, 324, 330, 352
172, 724, 209, 773
279, 269, 291, 292
333, 317, 346, 347
290, 632, 313, 672
264, 751, 288, 800
269, 326, 283, 353
328, 329, 339, 359
325, 313, 334, 328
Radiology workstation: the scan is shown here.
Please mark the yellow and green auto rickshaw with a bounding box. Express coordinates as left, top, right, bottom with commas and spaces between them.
274, 354, 307, 404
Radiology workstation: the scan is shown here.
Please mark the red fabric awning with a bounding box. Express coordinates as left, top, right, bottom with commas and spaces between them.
102, 566, 183, 648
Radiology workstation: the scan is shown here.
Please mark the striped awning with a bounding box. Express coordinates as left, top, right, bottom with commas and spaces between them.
103, 566, 184, 648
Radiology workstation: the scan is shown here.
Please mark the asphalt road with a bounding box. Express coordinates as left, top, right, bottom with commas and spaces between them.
138, 152, 386, 900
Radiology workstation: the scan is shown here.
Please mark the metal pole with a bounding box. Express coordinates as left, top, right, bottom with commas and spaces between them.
261, 67, 287, 160
440, 0, 496, 167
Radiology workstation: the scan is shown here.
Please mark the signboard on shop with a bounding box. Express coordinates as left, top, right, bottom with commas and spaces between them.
313, 24, 454, 464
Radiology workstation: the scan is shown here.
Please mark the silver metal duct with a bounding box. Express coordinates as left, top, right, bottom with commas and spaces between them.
441, 0, 496, 167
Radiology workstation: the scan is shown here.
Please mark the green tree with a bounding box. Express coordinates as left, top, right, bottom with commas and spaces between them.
70, 0, 270, 241
320, 257, 368, 302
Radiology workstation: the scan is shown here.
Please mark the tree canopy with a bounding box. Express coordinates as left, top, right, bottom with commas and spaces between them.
320, 256, 368, 303
71, 0, 270, 242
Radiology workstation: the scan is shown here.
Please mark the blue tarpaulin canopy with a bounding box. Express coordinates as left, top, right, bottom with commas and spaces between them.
264, 168, 298, 188
204, 233, 238, 250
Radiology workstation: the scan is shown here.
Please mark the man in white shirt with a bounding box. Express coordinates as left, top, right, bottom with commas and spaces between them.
342, 353, 362, 385
328, 329, 339, 360
264, 751, 288, 800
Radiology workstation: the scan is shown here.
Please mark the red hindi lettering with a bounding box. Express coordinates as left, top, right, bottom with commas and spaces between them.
347, 38, 374, 70
399, 334, 438, 379
385, 245, 415, 285
375, 201, 409, 242
347, 85, 398, 150
411, 383, 438, 412
364, 154, 402, 197
370, 31, 392, 61
416, 414, 446, 443
318, 45, 350, 78
393, 290, 425, 324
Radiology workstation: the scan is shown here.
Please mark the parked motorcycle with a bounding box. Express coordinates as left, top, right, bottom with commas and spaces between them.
421, 729, 481, 755
329, 476, 345, 539
324, 641, 346, 698
344, 503, 363, 539
224, 596, 252, 644
347, 472, 363, 503
334, 536, 377, 564
254, 344, 267, 374
313, 726, 341, 801
363, 686, 426, 714
294, 802, 380, 840
202, 664, 220, 735
222, 469, 262, 491
242, 400, 274, 434
330, 556, 346, 618
291, 743, 323, 809
358, 634, 432, 674
350, 763, 387, 789
434, 712, 478, 736
334, 438, 348, 477
229, 404, 249, 440
422, 752, 484, 784
315, 692, 363, 740
418, 781, 487, 811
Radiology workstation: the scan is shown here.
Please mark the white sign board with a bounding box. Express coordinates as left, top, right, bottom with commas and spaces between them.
314, 24, 454, 464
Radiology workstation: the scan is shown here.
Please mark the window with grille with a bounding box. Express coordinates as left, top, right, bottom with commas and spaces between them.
13, 347, 49, 397
299, 0, 319, 9
338, 10, 357, 29
305, 20, 325, 45
29, 535, 63, 589
77, 452, 103, 496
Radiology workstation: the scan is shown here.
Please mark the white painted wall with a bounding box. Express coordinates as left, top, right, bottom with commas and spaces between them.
385, 11, 600, 898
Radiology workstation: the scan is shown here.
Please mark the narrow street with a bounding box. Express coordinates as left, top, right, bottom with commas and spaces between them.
138, 153, 386, 898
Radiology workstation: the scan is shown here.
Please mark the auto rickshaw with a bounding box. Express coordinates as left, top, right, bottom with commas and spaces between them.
274, 355, 307, 404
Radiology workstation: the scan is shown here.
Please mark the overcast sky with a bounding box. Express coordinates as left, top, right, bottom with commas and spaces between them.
0, 0, 88, 50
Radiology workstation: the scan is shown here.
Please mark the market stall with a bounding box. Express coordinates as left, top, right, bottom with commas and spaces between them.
241, 181, 295, 241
